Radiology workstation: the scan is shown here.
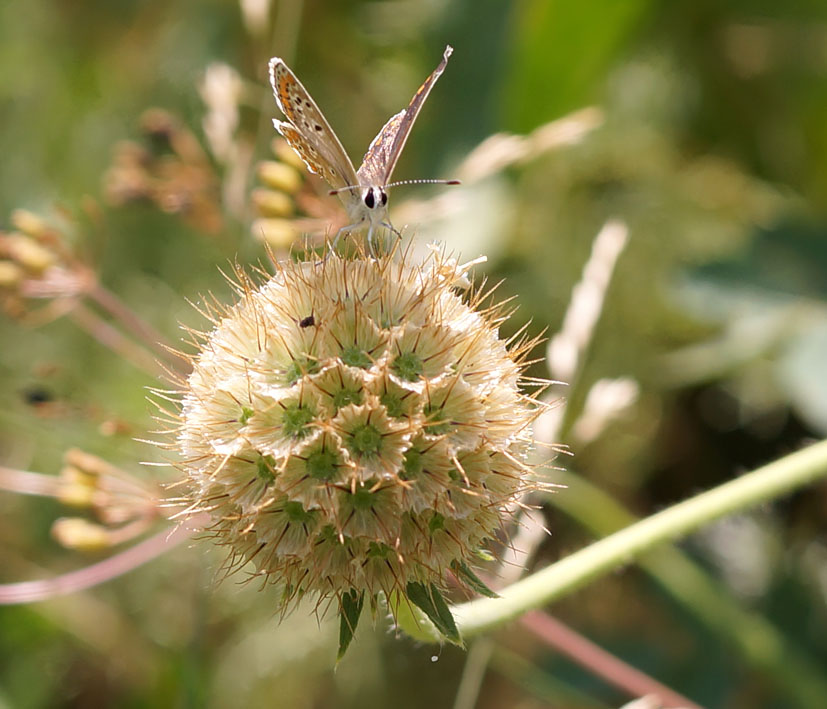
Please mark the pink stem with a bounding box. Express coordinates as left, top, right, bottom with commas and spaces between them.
69, 303, 163, 377
88, 283, 188, 372
0, 518, 202, 605
520, 610, 701, 708
0, 466, 63, 497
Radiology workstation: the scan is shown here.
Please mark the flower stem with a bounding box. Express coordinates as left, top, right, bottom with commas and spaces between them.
0, 518, 202, 604
88, 283, 186, 370
552, 468, 827, 705
69, 303, 164, 377
451, 438, 827, 637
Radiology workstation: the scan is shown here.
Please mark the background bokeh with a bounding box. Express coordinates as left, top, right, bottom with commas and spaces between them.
1, 1, 827, 707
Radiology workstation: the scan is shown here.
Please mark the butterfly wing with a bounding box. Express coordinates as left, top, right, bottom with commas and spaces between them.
269, 57, 359, 193
356, 45, 453, 188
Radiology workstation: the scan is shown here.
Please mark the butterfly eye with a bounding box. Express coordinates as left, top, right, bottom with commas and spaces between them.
363, 188, 376, 209
380, 190, 388, 207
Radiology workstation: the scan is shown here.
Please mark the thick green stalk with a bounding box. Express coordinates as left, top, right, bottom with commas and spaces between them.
553, 469, 827, 707
450, 438, 827, 636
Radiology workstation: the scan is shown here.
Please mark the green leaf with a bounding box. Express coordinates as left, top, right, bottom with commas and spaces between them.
389, 590, 439, 643
405, 582, 462, 646
451, 560, 500, 599
503, 0, 655, 130
337, 589, 364, 662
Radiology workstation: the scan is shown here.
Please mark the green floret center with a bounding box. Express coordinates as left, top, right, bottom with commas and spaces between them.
317, 524, 338, 544
348, 423, 382, 457
285, 356, 320, 384
367, 541, 391, 559
239, 406, 254, 425
401, 448, 422, 480
380, 392, 405, 418
341, 346, 372, 369
349, 486, 376, 511
391, 352, 424, 381
284, 500, 314, 524
332, 387, 363, 410
306, 448, 338, 480
428, 511, 445, 533
424, 404, 452, 435
282, 402, 315, 438
257, 454, 276, 482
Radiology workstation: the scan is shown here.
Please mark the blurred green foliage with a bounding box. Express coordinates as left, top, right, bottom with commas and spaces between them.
2, 1, 827, 707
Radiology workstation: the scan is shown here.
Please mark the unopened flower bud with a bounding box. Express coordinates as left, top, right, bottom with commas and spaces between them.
10, 209, 51, 240
0, 261, 23, 289
272, 137, 308, 172
52, 518, 111, 551
250, 217, 299, 249
257, 159, 303, 194
3, 234, 55, 274
251, 188, 294, 217
57, 465, 98, 508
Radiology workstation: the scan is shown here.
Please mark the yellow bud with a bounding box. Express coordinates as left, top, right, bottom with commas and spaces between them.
251, 218, 298, 249
251, 188, 294, 218
10, 209, 50, 239
0, 261, 23, 289
52, 518, 111, 551
4, 234, 55, 274
256, 160, 303, 194
58, 462, 99, 508
64, 448, 109, 477
271, 137, 308, 171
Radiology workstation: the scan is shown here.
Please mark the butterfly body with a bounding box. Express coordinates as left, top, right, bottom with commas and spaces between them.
268, 46, 454, 249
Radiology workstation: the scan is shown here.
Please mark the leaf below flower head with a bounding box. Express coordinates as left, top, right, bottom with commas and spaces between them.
451, 559, 500, 599
405, 581, 463, 646
337, 589, 365, 662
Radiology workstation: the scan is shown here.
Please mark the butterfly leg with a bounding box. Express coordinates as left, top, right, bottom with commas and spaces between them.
326, 217, 369, 261
382, 221, 402, 241
331, 220, 361, 251
365, 221, 394, 256
330, 224, 350, 252
379, 222, 403, 254
357, 222, 400, 257
367, 222, 378, 256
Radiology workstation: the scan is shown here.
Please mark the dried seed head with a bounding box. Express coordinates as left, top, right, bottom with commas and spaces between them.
169, 247, 544, 643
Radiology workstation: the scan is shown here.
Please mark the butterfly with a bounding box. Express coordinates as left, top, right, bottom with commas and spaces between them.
268, 45, 457, 250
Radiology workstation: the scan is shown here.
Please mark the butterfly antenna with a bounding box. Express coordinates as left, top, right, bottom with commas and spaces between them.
328, 185, 360, 196
328, 179, 460, 197
383, 178, 461, 190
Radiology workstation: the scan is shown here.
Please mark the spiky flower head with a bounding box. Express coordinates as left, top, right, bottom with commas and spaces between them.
169, 246, 543, 651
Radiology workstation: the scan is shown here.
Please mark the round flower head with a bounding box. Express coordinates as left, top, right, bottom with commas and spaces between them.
168, 245, 544, 652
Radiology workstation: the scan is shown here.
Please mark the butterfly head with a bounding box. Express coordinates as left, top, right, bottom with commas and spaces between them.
362, 186, 388, 212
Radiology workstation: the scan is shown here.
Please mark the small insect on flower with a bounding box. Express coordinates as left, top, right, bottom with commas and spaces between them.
165, 246, 546, 658
269, 46, 460, 251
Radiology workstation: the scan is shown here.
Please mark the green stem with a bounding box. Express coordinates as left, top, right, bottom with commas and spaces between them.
451, 438, 827, 637
553, 469, 827, 707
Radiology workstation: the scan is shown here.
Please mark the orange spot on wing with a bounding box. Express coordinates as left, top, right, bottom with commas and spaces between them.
277, 73, 297, 119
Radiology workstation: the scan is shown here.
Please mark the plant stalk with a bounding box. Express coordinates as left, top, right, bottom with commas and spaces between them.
451, 438, 827, 637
